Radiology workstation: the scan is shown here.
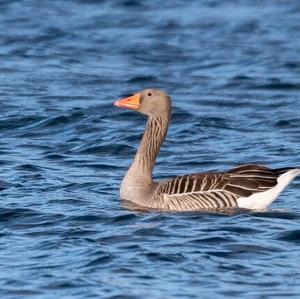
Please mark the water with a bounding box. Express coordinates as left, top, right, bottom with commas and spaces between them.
1, 0, 300, 298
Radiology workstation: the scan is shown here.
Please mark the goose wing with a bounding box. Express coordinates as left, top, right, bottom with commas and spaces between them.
155, 164, 278, 210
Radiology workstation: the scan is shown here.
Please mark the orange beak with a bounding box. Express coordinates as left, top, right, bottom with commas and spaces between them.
114, 93, 141, 110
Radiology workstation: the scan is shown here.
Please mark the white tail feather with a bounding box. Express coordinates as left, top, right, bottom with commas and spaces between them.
237, 169, 300, 210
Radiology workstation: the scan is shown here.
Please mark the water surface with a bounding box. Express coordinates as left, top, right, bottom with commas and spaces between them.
1, 1, 300, 298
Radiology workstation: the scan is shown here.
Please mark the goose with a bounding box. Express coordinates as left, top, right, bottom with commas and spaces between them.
114, 89, 300, 211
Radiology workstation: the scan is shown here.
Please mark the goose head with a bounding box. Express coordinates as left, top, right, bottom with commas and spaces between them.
114, 89, 171, 117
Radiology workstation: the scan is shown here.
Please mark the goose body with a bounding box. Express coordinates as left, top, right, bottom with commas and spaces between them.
114, 89, 300, 211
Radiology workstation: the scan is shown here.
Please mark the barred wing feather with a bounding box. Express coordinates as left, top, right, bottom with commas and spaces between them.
155, 164, 278, 210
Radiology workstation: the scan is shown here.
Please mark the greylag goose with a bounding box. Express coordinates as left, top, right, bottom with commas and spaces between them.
114, 89, 300, 211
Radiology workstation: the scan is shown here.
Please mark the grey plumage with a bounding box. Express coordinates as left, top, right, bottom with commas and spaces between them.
153, 164, 279, 210
115, 89, 300, 211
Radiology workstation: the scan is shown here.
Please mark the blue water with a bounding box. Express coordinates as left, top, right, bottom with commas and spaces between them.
1, 1, 300, 298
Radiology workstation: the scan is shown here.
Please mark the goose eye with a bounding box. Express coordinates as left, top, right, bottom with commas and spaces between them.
147, 92, 153, 97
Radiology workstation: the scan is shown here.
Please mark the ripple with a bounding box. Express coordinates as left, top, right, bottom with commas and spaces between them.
16, 164, 43, 172
251, 210, 300, 221
0, 115, 43, 131
254, 80, 300, 91
85, 255, 114, 267
127, 75, 159, 84
110, 213, 139, 224
145, 252, 185, 263
187, 236, 233, 244
277, 230, 300, 243
0, 180, 11, 190
135, 227, 167, 237
0, 208, 41, 222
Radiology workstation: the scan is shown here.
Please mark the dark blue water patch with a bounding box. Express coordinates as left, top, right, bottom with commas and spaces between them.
0, 115, 44, 132
47, 198, 87, 206
62, 228, 99, 238
134, 227, 168, 237
277, 230, 300, 243
97, 234, 134, 245
105, 295, 139, 299
145, 252, 186, 263
15, 164, 43, 172
38, 113, 84, 128
79, 144, 134, 156
85, 254, 115, 267
69, 214, 111, 223
251, 210, 300, 221
0, 208, 42, 222
273, 117, 300, 129
224, 77, 300, 91
0, 289, 43, 297
56, 182, 99, 192
0, 208, 66, 229
187, 236, 233, 245
110, 213, 139, 225
253, 79, 300, 91
126, 75, 159, 84
0, 180, 11, 190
